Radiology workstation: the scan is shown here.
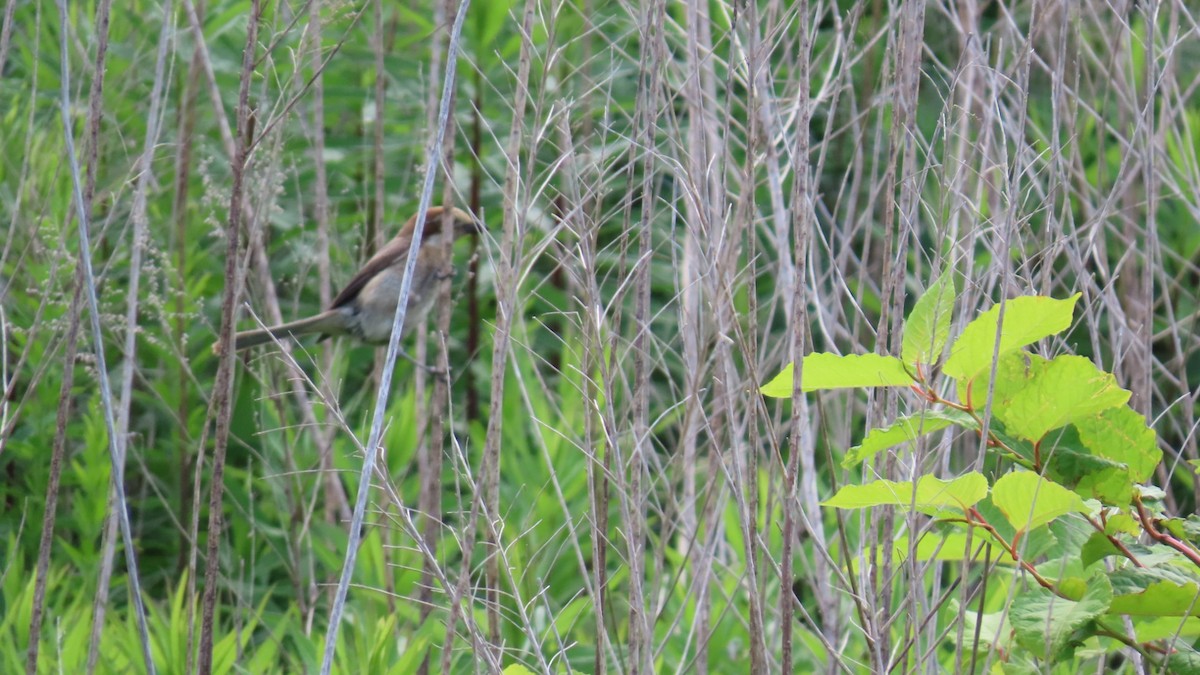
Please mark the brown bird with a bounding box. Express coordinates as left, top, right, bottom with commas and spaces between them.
230, 206, 478, 351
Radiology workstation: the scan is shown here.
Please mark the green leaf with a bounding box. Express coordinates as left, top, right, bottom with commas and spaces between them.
903, 269, 957, 368
823, 472, 987, 515
1074, 406, 1160, 483
988, 426, 1039, 467
1080, 531, 1122, 568
842, 409, 977, 468
1074, 468, 1135, 506
1132, 616, 1200, 642
974, 498, 1064, 561
999, 355, 1130, 442
1173, 515, 1200, 549
761, 353, 913, 397
1105, 514, 1141, 537
1110, 566, 1200, 617
1010, 573, 1112, 659
1166, 646, 1200, 674
1111, 580, 1200, 617
1041, 425, 1127, 483
943, 294, 1080, 384
991, 471, 1088, 533
976, 351, 1048, 415
1112, 564, 1200, 592
1036, 406, 1158, 507
1025, 422, 1141, 502
884, 530, 1018, 565
1137, 485, 1168, 503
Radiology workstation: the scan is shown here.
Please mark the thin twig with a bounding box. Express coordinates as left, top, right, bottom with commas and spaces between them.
318, 1, 477, 672
53, 0, 156, 670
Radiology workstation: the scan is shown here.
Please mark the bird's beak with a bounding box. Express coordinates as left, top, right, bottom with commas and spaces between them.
452, 208, 482, 236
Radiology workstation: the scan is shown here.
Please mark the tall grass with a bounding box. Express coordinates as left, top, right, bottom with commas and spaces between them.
2, 0, 1199, 672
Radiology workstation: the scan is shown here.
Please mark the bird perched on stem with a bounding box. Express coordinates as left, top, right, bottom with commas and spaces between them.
227, 206, 478, 352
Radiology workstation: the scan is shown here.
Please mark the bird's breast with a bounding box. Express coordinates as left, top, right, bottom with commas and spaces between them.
352, 259, 441, 343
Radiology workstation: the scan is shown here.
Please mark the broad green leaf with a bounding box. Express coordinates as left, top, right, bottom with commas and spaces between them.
1166, 646, 1200, 673
901, 473, 990, 513
969, 351, 1048, 415
998, 655, 1045, 675
1075, 406, 1160, 483
966, 498, 1064, 563
850, 528, 1052, 574
943, 294, 1080, 383
1111, 580, 1200, 617
1080, 531, 1122, 568
761, 353, 912, 397
1132, 617, 1200, 642
885, 530, 1018, 565
842, 409, 977, 468
1165, 515, 1200, 549
988, 426, 1039, 467
1010, 573, 1112, 659
999, 355, 1130, 442
1110, 566, 1200, 618
1041, 424, 1128, 486
502, 667, 538, 675
1074, 468, 1135, 506
1013, 423, 1139, 502
823, 472, 987, 514
902, 269, 957, 367
1136, 485, 1169, 502
1105, 514, 1141, 537
991, 471, 1087, 533
1118, 564, 1200, 588
1037, 406, 1158, 506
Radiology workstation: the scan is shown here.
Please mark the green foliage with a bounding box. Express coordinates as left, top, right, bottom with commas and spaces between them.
991, 472, 1088, 533
1009, 573, 1112, 660
759, 352, 912, 395
821, 473, 988, 516
4, 0, 1199, 671
901, 268, 955, 368
764, 279, 1195, 669
841, 409, 976, 468
942, 294, 1080, 385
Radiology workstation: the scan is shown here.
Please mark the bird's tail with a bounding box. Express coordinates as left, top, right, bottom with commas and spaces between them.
230, 311, 345, 351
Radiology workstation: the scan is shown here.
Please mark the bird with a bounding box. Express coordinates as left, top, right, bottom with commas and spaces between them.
229, 206, 478, 352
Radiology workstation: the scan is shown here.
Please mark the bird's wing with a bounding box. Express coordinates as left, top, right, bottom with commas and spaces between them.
329, 231, 413, 309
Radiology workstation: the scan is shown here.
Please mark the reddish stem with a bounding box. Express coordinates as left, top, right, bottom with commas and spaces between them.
1134, 496, 1200, 569
966, 508, 1057, 593
1085, 515, 1144, 568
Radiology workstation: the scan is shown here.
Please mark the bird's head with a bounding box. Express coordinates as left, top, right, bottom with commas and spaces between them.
412, 206, 480, 240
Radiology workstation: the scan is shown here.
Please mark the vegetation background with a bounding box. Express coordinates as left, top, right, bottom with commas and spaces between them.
1, 0, 1198, 672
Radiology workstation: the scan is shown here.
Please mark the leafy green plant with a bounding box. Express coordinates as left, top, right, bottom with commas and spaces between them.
763, 274, 1200, 669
